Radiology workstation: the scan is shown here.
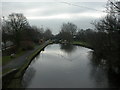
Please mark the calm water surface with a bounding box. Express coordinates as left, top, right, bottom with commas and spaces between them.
22, 44, 109, 88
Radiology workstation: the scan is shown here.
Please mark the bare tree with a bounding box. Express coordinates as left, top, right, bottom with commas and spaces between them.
44, 28, 52, 40
61, 22, 77, 36
91, 0, 120, 77
60, 22, 77, 42
6, 13, 29, 47
2, 16, 10, 50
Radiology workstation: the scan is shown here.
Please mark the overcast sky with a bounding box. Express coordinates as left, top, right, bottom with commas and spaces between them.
2, 0, 108, 34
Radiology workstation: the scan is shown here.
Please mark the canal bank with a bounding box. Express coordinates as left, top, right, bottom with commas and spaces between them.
2, 40, 53, 88
54, 40, 93, 50
71, 41, 93, 50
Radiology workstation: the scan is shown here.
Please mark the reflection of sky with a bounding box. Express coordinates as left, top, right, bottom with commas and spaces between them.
43, 44, 91, 58
33, 44, 93, 69
43, 50, 66, 56
2, 1, 107, 34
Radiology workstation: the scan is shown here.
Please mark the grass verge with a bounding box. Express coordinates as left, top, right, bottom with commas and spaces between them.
72, 41, 93, 49
2, 51, 26, 66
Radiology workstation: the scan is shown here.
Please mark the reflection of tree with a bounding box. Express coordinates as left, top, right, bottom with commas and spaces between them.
107, 57, 120, 88
89, 54, 108, 87
90, 52, 120, 88
22, 67, 36, 88
60, 44, 76, 54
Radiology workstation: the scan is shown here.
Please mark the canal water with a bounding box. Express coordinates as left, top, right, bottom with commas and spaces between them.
22, 44, 109, 88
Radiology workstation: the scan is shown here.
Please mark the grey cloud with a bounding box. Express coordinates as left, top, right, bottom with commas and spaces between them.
2, 2, 106, 16
2, 2, 107, 34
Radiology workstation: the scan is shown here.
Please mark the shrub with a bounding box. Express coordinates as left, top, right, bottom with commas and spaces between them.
20, 41, 34, 50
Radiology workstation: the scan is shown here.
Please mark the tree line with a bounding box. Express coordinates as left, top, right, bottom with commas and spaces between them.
2, 13, 53, 53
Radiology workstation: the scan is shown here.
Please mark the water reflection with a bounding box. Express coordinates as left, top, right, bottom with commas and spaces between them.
90, 53, 120, 88
89, 54, 108, 87
22, 67, 36, 88
60, 44, 76, 54
22, 44, 119, 88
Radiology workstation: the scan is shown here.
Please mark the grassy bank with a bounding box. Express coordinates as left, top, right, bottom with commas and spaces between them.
3, 41, 53, 88
71, 41, 93, 49
2, 51, 26, 66
2, 44, 40, 66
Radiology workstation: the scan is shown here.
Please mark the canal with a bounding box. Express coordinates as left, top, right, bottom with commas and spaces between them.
22, 44, 109, 88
